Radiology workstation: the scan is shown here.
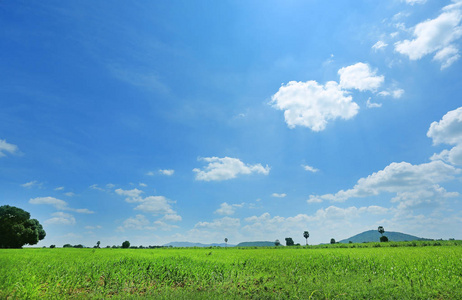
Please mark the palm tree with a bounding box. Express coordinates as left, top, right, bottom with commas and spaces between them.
224, 238, 228, 248
303, 231, 310, 245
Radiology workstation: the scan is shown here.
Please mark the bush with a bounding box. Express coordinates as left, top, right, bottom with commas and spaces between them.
380, 236, 389, 242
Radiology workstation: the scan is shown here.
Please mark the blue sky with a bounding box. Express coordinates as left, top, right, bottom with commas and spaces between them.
1, 0, 462, 247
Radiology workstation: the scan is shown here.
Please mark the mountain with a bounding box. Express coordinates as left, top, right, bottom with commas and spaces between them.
236, 241, 275, 247
163, 242, 235, 248
338, 230, 431, 243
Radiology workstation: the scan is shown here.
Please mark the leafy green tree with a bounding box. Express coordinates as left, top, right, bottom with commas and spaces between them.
275, 239, 281, 246
122, 240, 130, 248
378, 226, 385, 236
303, 231, 310, 245
0, 205, 46, 248
330, 238, 336, 244
380, 236, 389, 242
224, 238, 228, 247
285, 237, 294, 246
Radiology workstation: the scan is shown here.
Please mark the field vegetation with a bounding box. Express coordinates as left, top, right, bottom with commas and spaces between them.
1, 241, 461, 299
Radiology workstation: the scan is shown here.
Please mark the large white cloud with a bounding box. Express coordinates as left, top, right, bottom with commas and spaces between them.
193, 157, 270, 181
271, 80, 359, 131
44, 212, 76, 225
29, 197, 94, 214
395, 2, 462, 69
428, 106, 462, 165
308, 160, 460, 203
134, 196, 176, 215
0, 139, 19, 157
338, 63, 384, 92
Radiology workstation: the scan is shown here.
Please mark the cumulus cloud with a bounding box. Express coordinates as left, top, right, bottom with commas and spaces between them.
428, 106, 462, 165
134, 196, 176, 215
44, 212, 76, 225
193, 157, 270, 181
308, 160, 460, 203
159, 169, 175, 176
115, 188, 144, 202
0, 139, 19, 157
214, 202, 244, 215
395, 2, 462, 69
338, 63, 385, 92
271, 80, 359, 131
162, 214, 182, 222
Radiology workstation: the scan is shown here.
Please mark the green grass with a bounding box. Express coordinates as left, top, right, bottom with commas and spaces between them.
1, 242, 461, 299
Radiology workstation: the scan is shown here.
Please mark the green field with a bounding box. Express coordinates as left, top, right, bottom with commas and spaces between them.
1, 242, 461, 299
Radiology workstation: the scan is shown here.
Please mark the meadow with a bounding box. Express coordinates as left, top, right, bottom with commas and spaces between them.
1, 241, 461, 299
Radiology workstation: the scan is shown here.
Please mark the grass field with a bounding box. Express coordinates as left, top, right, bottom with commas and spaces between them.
1, 241, 461, 299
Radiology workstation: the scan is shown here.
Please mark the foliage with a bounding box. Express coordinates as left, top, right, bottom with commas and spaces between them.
121, 241, 130, 248
330, 238, 336, 244
380, 236, 389, 242
0, 205, 46, 248
1, 243, 461, 299
275, 239, 281, 246
378, 226, 385, 236
285, 237, 294, 246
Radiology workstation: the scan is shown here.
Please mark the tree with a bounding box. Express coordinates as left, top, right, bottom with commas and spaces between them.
95, 241, 101, 248
285, 237, 294, 246
122, 240, 130, 248
0, 205, 46, 248
275, 239, 281, 246
303, 231, 310, 245
330, 238, 336, 244
224, 238, 228, 248
378, 226, 385, 236
378, 226, 388, 242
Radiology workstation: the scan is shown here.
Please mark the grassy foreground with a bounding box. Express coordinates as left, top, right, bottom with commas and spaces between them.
1, 242, 461, 299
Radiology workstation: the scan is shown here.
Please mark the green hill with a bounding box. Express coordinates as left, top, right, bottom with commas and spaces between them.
339, 230, 431, 243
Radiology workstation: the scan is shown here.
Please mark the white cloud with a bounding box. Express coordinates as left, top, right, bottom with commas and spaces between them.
338, 63, 385, 92
89, 184, 105, 191
377, 89, 405, 99
21, 181, 42, 189
115, 188, 144, 202
0, 139, 19, 157
54, 187, 64, 191
139, 183, 147, 187
193, 157, 270, 181
121, 214, 151, 231
162, 214, 182, 222
64, 192, 75, 197
159, 169, 175, 176
214, 202, 244, 215
366, 98, 382, 108
394, 3, 462, 68
30, 197, 68, 210
271, 193, 287, 198
194, 217, 241, 231
302, 164, 319, 173
428, 106, 462, 165
44, 212, 76, 225
372, 40, 388, 51
402, 0, 427, 5
29, 197, 94, 214
308, 161, 460, 203
134, 196, 176, 215
270, 80, 359, 131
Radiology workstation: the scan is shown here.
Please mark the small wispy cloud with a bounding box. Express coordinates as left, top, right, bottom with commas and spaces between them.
271, 193, 287, 198
302, 164, 319, 173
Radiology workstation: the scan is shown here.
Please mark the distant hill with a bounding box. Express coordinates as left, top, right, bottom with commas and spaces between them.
236, 241, 275, 247
339, 230, 431, 243
163, 242, 235, 248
